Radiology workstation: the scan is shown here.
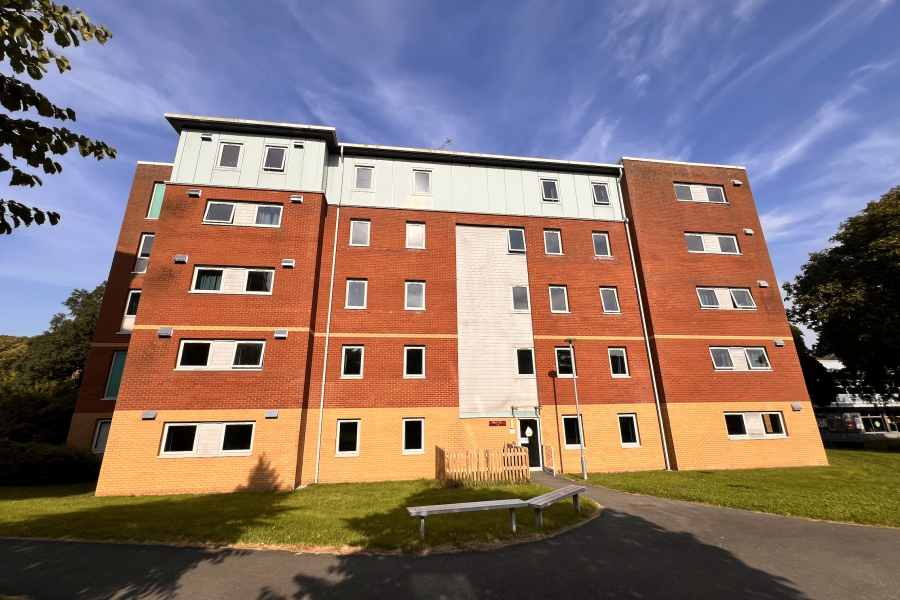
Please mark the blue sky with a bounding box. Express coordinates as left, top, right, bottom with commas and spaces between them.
2, 0, 899, 336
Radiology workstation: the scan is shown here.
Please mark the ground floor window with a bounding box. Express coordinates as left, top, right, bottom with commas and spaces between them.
724, 411, 788, 439
402, 418, 424, 454
159, 422, 255, 457
562, 415, 583, 448
618, 414, 640, 447
724, 413, 747, 437
336, 419, 360, 456
761, 412, 785, 436
91, 419, 111, 453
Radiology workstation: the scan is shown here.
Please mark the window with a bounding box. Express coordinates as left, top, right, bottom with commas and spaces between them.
562, 415, 583, 448
217, 142, 242, 169
221, 423, 255, 453
133, 234, 154, 273
745, 348, 771, 370
405, 281, 425, 310
549, 286, 569, 313
406, 223, 425, 249
511, 285, 530, 312
263, 146, 287, 172
350, 220, 370, 246
403, 418, 425, 454
674, 183, 727, 204
413, 170, 431, 194
202, 201, 281, 228
516, 348, 535, 376
541, 179, 559, 202
341, 346, 364, 378
710, 348, 735, 370
696, 287, 756, 310
544, 230, 563, 255
404, 346, 425, 378
709, 347, 771, 371
336, 419, 360, 456
724, 413, 747, 436
162, 424, 198, 454
592, 232, 611, 257
147, 183, 166, 219
103, 351, 127, 399
618, 414, 640, 446
119, 290, 141, 333
592, 183, 610, 206
92, 419, 111, 454
685, 233, 740, 254
609, 348, 629, 377
345, 279, 367, 309
507, 229, 526, 253
191, 267, 274, 295
599, 287, 620, 314
761, 412, 785, 435
176, 340, 266, 371
354, 166, 374, 190
555, 347, 574, 377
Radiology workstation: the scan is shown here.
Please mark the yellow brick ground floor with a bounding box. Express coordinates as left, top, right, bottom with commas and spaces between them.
70, 400, 828, 496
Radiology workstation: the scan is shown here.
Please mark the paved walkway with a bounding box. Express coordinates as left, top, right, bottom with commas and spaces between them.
2, 474, 898, 600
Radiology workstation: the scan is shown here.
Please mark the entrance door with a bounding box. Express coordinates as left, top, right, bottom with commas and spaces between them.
518, 418, 542, 468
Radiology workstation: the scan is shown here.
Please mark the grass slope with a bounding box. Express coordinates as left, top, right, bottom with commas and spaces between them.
579, 449, 899, 528
0, 479, 595, 552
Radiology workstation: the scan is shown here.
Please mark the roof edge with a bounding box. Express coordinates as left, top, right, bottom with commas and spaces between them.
165, 114, 340, 151
619, 156, 746, 170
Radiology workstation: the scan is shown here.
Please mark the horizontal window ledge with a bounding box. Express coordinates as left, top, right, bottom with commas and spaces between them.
335, 453, 360, 458
402, 450, 426, 456
158, 452, 253, 459
728, 435, 790, 441
174, 368, 264, 372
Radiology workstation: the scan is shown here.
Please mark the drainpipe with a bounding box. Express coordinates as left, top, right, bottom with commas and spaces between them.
314, 146, 344, 483
618, 177, 671, 470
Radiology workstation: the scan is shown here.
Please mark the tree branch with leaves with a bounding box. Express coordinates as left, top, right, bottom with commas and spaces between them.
0, 0, 115, 235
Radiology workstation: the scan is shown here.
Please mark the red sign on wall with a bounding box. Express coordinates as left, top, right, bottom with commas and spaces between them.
489, 421, 507, 427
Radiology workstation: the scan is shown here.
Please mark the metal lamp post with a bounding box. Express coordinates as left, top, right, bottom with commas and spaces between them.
565, 338, 587, 480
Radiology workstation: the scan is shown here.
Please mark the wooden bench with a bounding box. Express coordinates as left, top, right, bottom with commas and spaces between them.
526, 485, 587, 526
407, 499, 529, 541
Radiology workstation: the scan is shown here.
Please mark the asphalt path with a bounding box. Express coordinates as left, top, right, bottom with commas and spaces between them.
2, 472, 897, 600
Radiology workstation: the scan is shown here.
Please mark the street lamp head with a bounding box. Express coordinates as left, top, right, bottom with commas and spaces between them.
564, 338, 576, 343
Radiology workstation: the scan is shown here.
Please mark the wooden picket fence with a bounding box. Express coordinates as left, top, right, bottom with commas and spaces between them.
436, 444, 530, 485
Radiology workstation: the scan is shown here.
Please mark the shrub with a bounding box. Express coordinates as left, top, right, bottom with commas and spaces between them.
0, 440, 100, 486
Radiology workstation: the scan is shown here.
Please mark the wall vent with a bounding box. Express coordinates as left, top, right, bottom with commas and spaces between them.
274, 329, 289, 340
291, 195, 304, 203
282, 259, 295, 268
757, 280, 769, 288
293, 141, 304, 148
157, 327, 173, 338
732, 179, 743, 186
773, 338, 785, 347
187, 189, 202, 197
743, 228, 754, 235
265, 409, 279, 419
200, 134, 213, 141
142, 410, 158, 420
173, 254, 188, 264
791, 402, 803, 411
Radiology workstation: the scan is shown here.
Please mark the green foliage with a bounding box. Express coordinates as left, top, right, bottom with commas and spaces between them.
790, 325, 837, 406
0, 378, 78, 443
0, 438, 99, 485
784, 185, 900, 396
0, 0, 115, 235
0, 334, 28, 381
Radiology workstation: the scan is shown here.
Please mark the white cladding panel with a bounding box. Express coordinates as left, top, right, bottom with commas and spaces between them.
456, 226, 538, 415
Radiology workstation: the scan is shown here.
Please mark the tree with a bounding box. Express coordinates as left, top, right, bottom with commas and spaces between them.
783, 185, 900, 396
0, 0, 115, 235
790, 325, 837, 406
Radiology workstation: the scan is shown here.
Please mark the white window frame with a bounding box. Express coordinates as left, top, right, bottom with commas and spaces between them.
335, 419, 361, 456
561, 415, 584, 449
119, 290, 141, 334
696, 287, 721, 309
218, 421, 256, 456
540, 178, 560, 202
341, 345, 364, 379
543, 229, 563, 255
203, 201, 236, 224
674, 183, 728, 204
507, 228, 527, 253
403, 346, 425, 379
353, 165, 375, 191
201, 201, 282, 229
608, 347, 630, 378
159, 422, 200, 456
696, 287, 756, 310
189, 267, 275, 296
510, 285, 531, 313
592, 232, 611, 257
685, 233, 741, 255
175, 340, 266, 371
412, 169, 432, 195
515, 347, 536, 378
405, 281, 426, 311
91, 419, 112, 454
710, 347, 736, 370
133, 234, 154, 274
406, 222, 425, 249
591, 182, 611, 206
402, 418, 425, 455
103, 351, 127, 400
599, 287, 620, 314
146, 182, 166, 219
251, 205, 283, 228
555, 346, 575, 378
724, 412, 749, 439
345, 279, 368, 309
744, 347, 772, 370
232, 341, 266, 369
349, 220, 370, 247
760, 412, 788, 437
617, 414, 641, 447
549, 285, 569, 313
216, 142, 244, 170
262, 145, 288, 172
730, 288, 756, 309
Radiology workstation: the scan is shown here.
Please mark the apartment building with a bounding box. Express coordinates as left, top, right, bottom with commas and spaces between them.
66, 115, 827, 496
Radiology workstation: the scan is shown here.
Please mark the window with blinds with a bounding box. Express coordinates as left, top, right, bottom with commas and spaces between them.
190, 266, 274, 295
696, 287, 756, 310
674, 183, 727, 203
685, 233, 740, 254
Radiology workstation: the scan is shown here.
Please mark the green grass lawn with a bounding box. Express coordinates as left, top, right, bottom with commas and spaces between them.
0, 479, 596, 552
575, 449, 899, 528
